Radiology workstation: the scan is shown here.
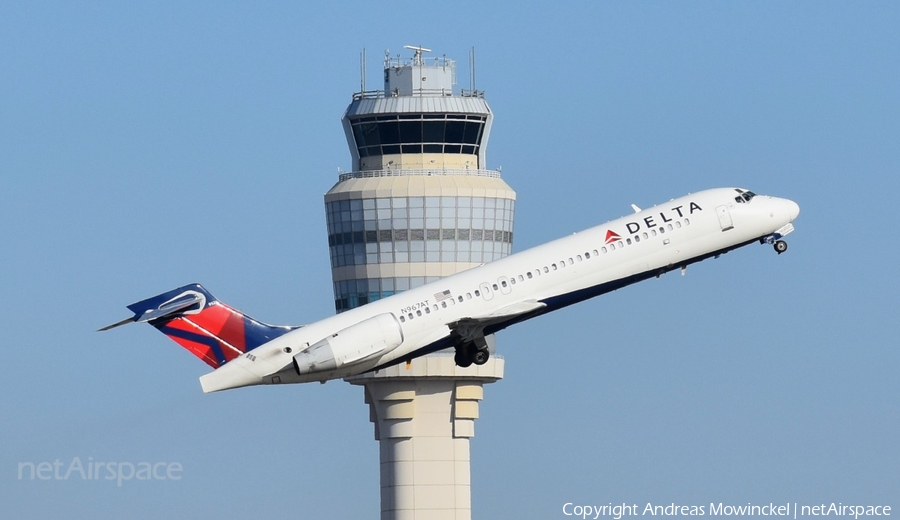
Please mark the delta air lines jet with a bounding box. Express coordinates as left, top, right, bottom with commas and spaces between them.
101, 188, 799, 393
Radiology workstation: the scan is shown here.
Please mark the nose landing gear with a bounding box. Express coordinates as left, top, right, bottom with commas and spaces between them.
763, 223, 795, 255
761, 233, 790, 255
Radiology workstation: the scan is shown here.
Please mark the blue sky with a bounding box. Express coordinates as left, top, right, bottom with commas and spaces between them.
2, 1, 898, 518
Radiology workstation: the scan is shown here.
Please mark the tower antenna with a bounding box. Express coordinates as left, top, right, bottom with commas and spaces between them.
360, 48, 366, 93
469, 47, 476, 92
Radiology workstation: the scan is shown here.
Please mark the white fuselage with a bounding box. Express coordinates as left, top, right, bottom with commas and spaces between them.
199, 188, 799, 392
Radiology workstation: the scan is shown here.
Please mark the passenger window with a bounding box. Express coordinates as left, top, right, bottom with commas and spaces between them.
685, 218, 690, 226
593, 249, 599, 256
400, 316, 406, 322
433, 304, 438, 311
424, 307, 430, 314
466, 293, 472, 299
635, 236, 640, 242
552, 264, 557, 270
643, 232, 648, 239
474, 290, 481, 297
626, 238, 632, 245
510, 278, 516, 285
559, 261, 565, 268
577, 255, 582, 262
527, 272, 533, 279
675, 221, 681, 228
601, 247, 607, 253
441, 301, 447, 308
659, 227, 665, 234
492, 283, 498, 290
543, 267, 549, 273
651, 229, 657, 236
585, 252, 591, 259
518, 275, 524, 282
408, 313, 414, 319
501, 280, 507, 288
568, 258, 573, 264
416, 310, 422, 317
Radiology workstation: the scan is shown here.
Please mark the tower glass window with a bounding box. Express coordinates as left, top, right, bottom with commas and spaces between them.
350, 114, 487, 158
326, 196, 515, 269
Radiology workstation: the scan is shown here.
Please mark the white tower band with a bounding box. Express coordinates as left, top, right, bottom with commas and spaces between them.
326, 47, 514, 519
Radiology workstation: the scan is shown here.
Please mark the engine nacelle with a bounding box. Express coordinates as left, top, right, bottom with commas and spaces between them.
292, 313, 404, 376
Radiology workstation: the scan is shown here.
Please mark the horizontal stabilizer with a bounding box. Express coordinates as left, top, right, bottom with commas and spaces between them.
135, 291, 205, 323
98, 285, 208, 331
98, 317, 135, 332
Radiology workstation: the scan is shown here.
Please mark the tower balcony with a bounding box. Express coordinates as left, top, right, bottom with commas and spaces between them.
338, 167, 501, 182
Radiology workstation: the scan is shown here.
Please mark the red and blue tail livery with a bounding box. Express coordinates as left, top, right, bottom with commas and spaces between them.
100, 284, 297, 368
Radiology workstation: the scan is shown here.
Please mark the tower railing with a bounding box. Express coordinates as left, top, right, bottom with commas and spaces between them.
338, 168, 500, 182
384, 54, 454, 69
352, 88, 485, 100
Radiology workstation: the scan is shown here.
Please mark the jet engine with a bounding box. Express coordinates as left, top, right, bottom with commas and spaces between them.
292, 313, 404, 376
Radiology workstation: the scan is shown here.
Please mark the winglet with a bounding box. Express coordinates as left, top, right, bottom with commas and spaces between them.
631, 204, 642, 213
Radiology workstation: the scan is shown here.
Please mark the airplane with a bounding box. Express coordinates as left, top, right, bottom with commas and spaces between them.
101, 187, 799, 393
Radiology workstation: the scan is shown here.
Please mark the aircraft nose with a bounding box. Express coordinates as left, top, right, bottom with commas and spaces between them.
784, 199, 800, 222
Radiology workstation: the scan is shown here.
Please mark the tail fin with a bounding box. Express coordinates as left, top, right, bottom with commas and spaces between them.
100, 284, 298, 368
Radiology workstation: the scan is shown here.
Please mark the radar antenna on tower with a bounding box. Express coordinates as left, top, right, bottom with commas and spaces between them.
403, 45, 432, 64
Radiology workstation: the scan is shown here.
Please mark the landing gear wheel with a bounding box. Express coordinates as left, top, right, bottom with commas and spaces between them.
454, 349, 473, 368
464, 342, 490, 366
774, 240, 788, 254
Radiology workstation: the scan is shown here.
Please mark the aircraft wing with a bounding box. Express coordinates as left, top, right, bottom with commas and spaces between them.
448, 299, 546, 342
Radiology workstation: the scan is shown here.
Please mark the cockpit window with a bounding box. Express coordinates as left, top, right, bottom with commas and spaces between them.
734, 189, 757, 203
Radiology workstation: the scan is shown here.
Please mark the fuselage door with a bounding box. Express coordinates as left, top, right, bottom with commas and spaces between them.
479, 282, 494, 301
497, 276, 512, 295
716, 205, 734, 231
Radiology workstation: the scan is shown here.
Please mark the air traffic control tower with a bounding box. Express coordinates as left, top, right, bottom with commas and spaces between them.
324, 47, 513, 519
